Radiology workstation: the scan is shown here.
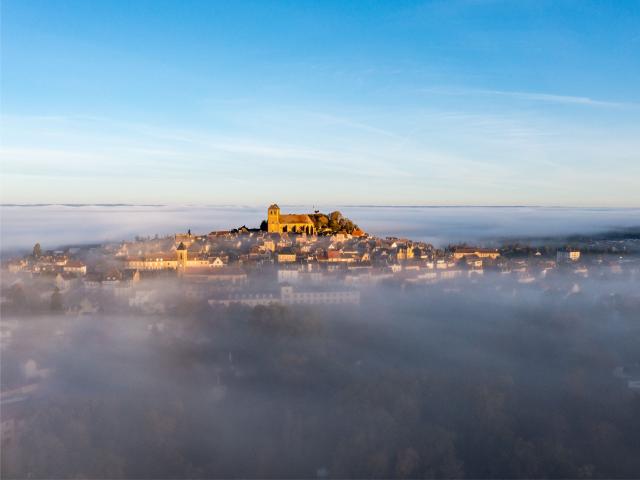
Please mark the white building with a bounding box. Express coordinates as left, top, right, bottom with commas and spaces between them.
280, 284, 360, 305
209, 284, 360, 307
277, 268, 300, 283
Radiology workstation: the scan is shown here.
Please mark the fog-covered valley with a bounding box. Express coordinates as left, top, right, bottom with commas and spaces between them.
4, 0, 640, 476
2, 267, 640, 478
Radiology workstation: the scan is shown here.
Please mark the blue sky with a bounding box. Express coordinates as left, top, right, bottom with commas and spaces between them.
1, 0, 639, 206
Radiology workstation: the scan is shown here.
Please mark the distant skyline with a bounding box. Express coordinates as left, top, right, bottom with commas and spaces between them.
1, 0, 639, 206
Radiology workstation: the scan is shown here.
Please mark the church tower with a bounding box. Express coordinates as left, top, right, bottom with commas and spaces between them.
176, 242, 188, 271
267, 204, 280, 233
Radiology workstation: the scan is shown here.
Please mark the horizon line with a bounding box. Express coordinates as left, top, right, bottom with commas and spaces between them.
2, 203, 640, 210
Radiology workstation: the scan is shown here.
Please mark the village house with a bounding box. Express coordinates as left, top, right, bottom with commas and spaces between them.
126, 254, 178, 271
277, 249, 297, 263
6, 259, 28, 273
63, 260, 87, 275
557, 248, 581, 263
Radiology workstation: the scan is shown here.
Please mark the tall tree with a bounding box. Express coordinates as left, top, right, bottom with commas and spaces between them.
50, 287, 63, 312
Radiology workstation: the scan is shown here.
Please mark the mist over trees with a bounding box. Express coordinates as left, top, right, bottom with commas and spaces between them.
2, 269, 640, 479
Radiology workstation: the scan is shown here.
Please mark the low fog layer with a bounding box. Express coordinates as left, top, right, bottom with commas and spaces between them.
2, 205, 640, 252
2, 267, 640, 478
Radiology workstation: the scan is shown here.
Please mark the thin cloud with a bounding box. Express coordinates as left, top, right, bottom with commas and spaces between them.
422, 87, 636, 108
310, 113, 400, 139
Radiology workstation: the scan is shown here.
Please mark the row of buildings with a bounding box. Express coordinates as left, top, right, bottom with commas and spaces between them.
2, 204, 633, 314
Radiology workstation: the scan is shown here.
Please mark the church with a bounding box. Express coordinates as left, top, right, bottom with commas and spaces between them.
267, 204, 316, 235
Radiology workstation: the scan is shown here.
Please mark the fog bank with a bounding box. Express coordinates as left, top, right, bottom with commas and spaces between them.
2, 268, 640, 478
2, 205, 639, 252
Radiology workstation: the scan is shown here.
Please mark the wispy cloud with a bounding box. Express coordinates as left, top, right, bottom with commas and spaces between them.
309, 113, 400, 139
3, 103, 639, 206
422, 87, 637, 108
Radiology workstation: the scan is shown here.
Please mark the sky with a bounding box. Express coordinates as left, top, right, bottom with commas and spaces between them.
1, 0, 639, 206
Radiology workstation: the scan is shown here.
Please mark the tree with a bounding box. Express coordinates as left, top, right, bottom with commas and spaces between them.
33, 242, 42, 258
50, 287, 63, 312
340, 219, 356, 233
7, 283, 27, 310
260, 220, 268, 231
329, 211, 343, 223
395, 448, 420, 478
310, 214, 328, 231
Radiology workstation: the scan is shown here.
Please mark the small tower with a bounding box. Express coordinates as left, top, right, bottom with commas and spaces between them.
267, 204, 280, 233
176, 242, 188, 271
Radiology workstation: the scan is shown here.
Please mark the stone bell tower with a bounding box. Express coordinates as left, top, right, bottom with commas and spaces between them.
176, 242, 188, 271
267, 204, 280, 233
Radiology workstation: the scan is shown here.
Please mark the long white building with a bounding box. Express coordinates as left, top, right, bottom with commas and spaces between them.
209, 284, 360, 307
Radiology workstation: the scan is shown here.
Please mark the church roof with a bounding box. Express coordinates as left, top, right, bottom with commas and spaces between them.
176, 242, 187, 251
279, 214, 314, 224
268, 204, 280, 210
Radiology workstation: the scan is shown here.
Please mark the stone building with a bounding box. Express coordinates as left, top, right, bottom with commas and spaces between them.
267, 204, 316, 234
451, 247, 500, 260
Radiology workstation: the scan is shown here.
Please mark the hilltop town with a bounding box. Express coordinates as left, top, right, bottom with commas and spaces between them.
2, 205, 640, 469
2, 203, 639, 317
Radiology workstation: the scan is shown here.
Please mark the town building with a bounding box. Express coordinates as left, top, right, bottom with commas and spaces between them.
452, 247, 501, 260
277, 249, 297, 263
209, 284, 360, 307
126, 254, 178, 271
557, 248, 581, 263
62, 260, 87, 275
